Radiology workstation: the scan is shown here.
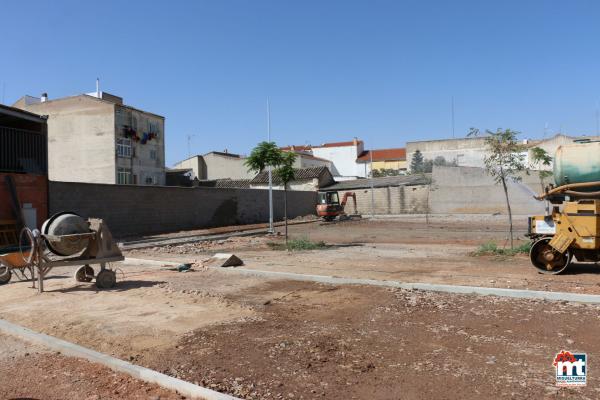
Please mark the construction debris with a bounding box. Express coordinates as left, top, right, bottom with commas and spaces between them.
205, 253, 244, 268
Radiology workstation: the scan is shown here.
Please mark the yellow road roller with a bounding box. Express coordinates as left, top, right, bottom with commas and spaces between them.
528, 141, 600, 274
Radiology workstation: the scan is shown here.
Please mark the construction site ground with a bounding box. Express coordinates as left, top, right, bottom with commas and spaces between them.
1, 216, 599, 399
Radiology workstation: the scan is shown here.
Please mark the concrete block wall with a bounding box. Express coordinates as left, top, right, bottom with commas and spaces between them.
429, 165, 546, 215
49, 181, 316, 237
336, 185, 430, 215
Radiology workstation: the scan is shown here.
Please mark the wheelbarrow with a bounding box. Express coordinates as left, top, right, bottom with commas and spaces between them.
0, 245, 36, 285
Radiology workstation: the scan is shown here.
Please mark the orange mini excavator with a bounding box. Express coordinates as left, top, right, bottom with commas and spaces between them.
316, 191, 357, 221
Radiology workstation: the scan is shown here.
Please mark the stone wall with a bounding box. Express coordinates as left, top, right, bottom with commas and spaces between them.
49, 181, 317, 237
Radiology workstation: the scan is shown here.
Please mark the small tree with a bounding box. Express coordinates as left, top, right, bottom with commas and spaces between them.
529, 147, 553, 191
244, 141, 284, 173
479, 129, 526, 249
275, 151, 297, 244
410, 150, 424, 173
530, 146, 553, 214
423, 159, 433, 173
245, 141, 285, 232
373, 168, 400, 177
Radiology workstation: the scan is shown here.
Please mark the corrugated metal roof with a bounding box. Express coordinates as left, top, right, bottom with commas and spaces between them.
322, 174, 431, 191
251, 166, 332, 184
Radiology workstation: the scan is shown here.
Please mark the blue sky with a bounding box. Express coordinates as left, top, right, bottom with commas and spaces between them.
2, 1, 600, 165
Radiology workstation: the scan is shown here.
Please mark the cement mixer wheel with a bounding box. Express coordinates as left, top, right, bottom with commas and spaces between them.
74, 265, 94, 283
95, 269, 116, 289
530, 237, 571, 275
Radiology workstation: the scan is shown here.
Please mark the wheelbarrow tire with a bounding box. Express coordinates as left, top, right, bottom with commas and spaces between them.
0, 265, 12, 285
74, 265, 94, 282
96, 269, 116, 289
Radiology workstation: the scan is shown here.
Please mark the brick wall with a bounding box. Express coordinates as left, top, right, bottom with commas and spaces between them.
0, 173, 48, 228
49, 181, 317, 237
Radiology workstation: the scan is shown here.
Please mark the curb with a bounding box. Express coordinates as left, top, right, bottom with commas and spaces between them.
123, 257, 600, 304
220, 267, 600, 304
0, 319, 239, 400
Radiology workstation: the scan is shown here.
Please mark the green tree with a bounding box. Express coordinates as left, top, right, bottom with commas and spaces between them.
410, 150, 424, 173
477, 129, 526, 249
529, 147, 553, 191
275, 151, 297, 244
244, 141, 284, 173
530, 146, 553, 214
372, 168, 401, 177
245, 141, 285, 234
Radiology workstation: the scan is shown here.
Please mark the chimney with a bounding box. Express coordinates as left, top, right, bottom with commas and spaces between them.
353, 137, 358, 145
41, 93, 48, 102
224, 149, 228, 153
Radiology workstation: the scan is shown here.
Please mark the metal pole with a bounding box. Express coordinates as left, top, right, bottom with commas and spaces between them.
369, 150, 375, 218
451, 96, 455, 138
267, 98, 274, 234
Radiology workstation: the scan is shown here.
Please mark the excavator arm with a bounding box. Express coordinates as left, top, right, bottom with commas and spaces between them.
340, 192, 357, 214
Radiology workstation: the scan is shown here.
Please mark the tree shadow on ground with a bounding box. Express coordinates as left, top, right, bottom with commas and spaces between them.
46, 279, 166, 293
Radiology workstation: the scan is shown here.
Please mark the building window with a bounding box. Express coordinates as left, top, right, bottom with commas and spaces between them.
148, 121, 160, 136
117, 167, 132, 184
145, 175, 158, 185
150, 149, 157, 160
116, 138, 132, 158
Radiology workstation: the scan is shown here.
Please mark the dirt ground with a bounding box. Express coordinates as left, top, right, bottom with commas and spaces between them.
0, 334, 182, 399
128, 217, 600, 294
1, 217, 599, 399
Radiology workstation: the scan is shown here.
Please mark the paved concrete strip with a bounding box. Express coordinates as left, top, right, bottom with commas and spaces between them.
0, 319, 239, 400
219, 267, 600, 304
125, 257, 179, 267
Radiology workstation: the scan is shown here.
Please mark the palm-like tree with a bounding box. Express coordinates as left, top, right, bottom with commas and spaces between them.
275, 151, 297, 243
245, 141, 295, 240
244, 141, 284, 173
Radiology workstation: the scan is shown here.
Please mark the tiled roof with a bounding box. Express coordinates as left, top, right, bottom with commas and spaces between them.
357, 148, 406, 163
206, 151, 242, 158
215, 179, 251, 188
282, 150, 330, 162
322, 174, 430, 191
251, 166, 332, 184
312, 140, 363, 148
280, 145, 311, 151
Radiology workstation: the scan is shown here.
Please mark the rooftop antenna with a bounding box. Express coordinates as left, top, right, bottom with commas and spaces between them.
96, 78, 100, 97
543, 122, 548, 138
451, 96, 455, 138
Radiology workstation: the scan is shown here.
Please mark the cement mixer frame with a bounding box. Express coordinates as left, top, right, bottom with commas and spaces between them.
0, 215, 124, 293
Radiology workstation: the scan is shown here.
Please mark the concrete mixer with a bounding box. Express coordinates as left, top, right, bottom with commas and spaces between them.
528, 141, 600, 274
0, 212, 123, 292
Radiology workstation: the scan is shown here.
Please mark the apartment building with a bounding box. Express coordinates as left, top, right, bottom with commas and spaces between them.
13, 91, 165, 185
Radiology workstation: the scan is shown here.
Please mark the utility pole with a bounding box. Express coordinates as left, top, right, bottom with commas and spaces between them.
451, 96, 455, 138
596, 102, 600, 136
267, 98, 274, 234
187, 134, 196, 157
369, 150, 375, 218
